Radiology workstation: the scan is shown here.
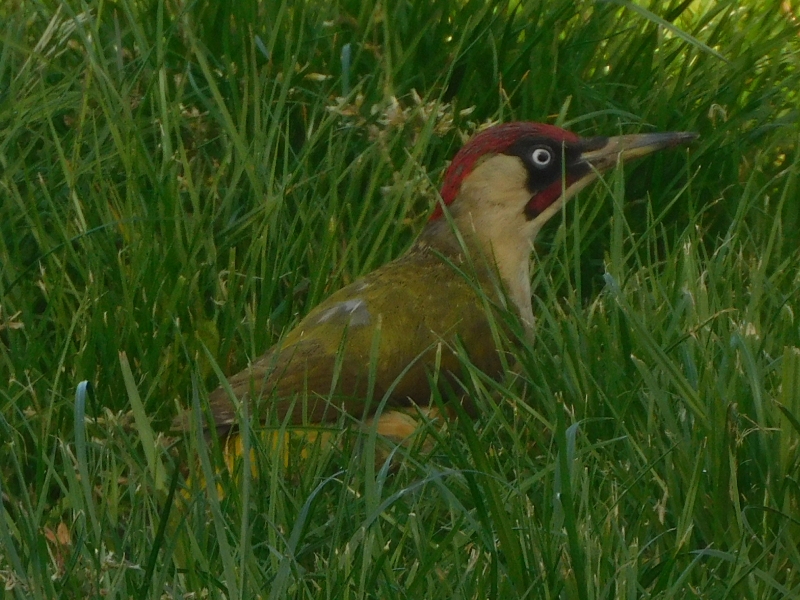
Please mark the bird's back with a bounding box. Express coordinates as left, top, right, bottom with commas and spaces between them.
205, 242, 506, 436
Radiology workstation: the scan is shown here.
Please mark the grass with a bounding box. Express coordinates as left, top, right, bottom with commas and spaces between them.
1, 0, 799, 597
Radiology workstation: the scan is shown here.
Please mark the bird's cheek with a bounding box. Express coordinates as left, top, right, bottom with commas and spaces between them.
524, 177, 574, 220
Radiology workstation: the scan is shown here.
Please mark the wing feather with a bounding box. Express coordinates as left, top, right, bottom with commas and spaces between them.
186, 246, 506, 436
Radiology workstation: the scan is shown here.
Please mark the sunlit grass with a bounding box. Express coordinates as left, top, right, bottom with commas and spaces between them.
1, 0, 799, 597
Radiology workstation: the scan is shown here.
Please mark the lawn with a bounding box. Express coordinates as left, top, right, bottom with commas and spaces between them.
1, 0, 800, 597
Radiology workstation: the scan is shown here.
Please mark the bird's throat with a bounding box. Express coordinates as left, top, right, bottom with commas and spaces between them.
417, 218, 536, 338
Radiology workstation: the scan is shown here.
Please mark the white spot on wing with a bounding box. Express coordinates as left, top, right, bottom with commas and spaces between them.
316, 298, 371, 326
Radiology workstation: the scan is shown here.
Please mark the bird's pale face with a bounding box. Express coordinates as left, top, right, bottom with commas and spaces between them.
448, 134, 609, 249
437, 123, 696, 251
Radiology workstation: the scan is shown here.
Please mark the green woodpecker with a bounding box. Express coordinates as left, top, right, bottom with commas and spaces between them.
186, 122, 696, 444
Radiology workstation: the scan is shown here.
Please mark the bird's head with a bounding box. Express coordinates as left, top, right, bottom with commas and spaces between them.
424, 121, 696, 329
431, 122, 696, 245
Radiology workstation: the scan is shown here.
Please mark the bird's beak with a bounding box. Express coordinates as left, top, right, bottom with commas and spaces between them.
580, 131, 698, 172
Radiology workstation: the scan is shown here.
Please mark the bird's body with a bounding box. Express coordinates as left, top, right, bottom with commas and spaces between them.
182, 122, 696, 446
208, 231, 505, 437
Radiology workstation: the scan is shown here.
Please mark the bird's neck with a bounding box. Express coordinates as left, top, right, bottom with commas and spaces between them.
416, 217, 536, 335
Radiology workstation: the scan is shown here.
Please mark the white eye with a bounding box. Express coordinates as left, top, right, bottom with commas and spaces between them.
531, 147, 552, 167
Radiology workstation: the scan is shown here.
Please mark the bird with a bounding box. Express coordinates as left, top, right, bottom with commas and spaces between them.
179, 121, 696, 453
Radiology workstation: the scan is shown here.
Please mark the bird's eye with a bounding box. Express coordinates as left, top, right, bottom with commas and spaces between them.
531, 147, 553, 168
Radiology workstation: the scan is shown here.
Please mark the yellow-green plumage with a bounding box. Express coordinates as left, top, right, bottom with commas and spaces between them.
207, 230, 506, 436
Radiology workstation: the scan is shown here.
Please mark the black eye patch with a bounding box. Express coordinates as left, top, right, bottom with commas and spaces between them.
505, 136, 584, 193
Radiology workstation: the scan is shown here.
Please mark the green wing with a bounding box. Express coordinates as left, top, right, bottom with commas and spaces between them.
204, 246, 506, 435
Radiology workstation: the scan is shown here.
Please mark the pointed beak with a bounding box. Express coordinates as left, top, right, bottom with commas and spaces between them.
580, 131, 698, 172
